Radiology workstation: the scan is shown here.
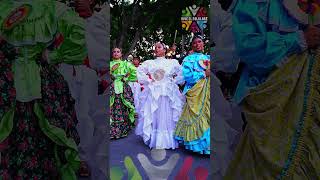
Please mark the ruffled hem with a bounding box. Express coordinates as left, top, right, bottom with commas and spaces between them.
144, 130, 178, 149
110, 90, 136, 124
175, 128, 210, 154
174, 78, 210, 141
0, 104, 80, 180
34, 103, 80, 180
225, 49, 320, 179
136, 85, 185, 143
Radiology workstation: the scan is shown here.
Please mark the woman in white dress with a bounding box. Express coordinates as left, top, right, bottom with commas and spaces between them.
136, 42, 185, 149
129, 57, 143, 112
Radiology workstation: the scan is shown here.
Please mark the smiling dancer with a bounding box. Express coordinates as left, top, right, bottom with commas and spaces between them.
110, 47, 137, 139
174, 35, 211, 155
136, 42, 185, 149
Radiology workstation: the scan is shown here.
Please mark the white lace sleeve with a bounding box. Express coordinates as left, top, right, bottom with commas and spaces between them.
137, 61, 152, 85
171, 60, 185, 85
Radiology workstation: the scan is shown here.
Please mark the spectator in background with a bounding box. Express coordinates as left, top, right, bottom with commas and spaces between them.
132, 56, 141, 68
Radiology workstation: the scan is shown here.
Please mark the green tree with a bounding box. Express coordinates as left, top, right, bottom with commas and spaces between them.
110, 0, 210, 60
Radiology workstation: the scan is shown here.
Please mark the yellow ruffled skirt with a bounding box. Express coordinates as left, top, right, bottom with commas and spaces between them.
175, 78, 210, 154
224, 49, 320, 179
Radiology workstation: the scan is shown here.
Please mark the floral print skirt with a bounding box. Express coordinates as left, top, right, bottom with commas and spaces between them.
110, 82, 135, 139
0, 44, 80, 179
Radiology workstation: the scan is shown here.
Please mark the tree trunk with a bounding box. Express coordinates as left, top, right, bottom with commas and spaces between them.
112, 39, 116, 47
113, 0, 169, 58
124, 30, 141, 59
117, 0, 141, 50
117, 21, 127, 48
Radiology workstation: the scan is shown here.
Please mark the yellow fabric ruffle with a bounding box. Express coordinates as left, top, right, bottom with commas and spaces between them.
175, 78, 210, 142
224, 49, 320, 179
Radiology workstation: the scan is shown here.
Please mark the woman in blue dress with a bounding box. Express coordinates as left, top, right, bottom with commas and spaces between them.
174, 35, 211, 154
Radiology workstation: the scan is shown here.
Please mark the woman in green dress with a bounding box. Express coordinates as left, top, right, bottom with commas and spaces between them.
0, 0, 88, 179
110, 47, 137, 139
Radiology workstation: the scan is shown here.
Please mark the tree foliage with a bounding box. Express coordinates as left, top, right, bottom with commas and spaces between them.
57, 0, 210, 61
58, 0, 107, 5
110, 0, 210, 60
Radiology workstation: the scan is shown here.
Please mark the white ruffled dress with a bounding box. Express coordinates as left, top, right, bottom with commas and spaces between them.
135, 57, 185, 149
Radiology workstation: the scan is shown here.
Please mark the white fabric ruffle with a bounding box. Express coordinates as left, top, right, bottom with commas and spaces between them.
135, 84, 185, 149
136, 58, 185, 149
128, 81, 142, 111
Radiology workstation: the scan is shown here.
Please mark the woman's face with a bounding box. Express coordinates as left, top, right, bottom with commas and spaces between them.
154, 43, 166, 57
192, 38, 204, 52
132, 58, 140, 67
112, 48, 122, 59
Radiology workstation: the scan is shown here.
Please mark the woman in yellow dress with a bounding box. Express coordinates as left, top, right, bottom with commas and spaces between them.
224, 0, 320, 179
174, 36, 211, 155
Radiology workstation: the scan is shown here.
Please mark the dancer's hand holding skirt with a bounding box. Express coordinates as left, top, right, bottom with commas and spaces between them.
175, 78, 210, 155
224, 48, 320, 179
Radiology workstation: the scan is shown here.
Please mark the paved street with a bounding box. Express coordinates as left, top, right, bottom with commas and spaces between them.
109, 131, 210, 179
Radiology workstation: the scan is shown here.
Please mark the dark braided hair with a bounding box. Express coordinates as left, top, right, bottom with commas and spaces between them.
157, 42, 168, 51
191, 34, 204, 44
